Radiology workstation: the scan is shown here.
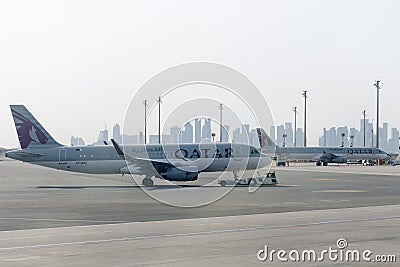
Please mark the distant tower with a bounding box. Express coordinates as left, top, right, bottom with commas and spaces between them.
180, 122, 193, 143
112, 123, 121, 144
195, 119, 201, 143
269, 126, 276, 143
373, 80, 381, 148
170, 126, 180, 143
293, 107, 298, 146
157, 96, 162, 144
221, 125, 230, 142
202, 118, 211, 140
96, 129, 108, 144
302, 90, 308, 147
218, 104, 224, 142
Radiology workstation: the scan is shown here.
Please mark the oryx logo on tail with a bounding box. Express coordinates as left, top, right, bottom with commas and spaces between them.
12, 109, 48, 148
10, 105, 60, 149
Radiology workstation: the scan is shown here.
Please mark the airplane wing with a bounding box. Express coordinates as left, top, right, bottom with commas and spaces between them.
110, 139, 190, 173
313, 151, 336, 161
314, 151, 348, 164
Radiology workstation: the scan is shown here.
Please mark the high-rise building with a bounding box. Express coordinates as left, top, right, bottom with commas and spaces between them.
138, 132, 144, 144
202, 118, 211, 140
70, 136, 85, 146
381, 123, 388, 150
221, 125, 230, 142
285, 122, 294, 147
148, 134, 158, 144
337, 126, 348, 147
180, 122, 193, 143
195, 119, 201, 143
276, 125, 284, 147
95, 129, 108, 145
269, 126, 276, 144
296, 128, 304, 147
232, 127, 241, 143
170, 126, 180, 143
112, 123, 122, 144
389, 128, 399, 153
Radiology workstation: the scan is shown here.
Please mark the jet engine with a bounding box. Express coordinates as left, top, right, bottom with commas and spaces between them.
160, 166, 199, 181
331, 156, 347, 163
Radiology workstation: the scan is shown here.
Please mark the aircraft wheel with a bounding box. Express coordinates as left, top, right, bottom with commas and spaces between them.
248, 178, 256, 186
220, 180, 227, 187
145, 178, 154, 187
142, 178, 154, 187
323, 162, 328, 166
316, 162, 321, 166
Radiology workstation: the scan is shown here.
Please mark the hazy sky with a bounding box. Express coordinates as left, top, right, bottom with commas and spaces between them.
1, 0, 399, 148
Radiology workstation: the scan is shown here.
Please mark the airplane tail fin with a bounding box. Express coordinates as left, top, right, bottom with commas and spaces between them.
10, 105, 62, 149
256, 128, 277, 149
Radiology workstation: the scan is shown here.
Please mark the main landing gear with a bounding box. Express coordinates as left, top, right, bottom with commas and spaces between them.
142, 177, 154, 187
316, 161, 328, 166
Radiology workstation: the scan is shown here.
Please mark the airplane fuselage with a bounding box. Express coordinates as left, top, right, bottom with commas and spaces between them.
274, 146, 388, 161
7, 143, 270, 175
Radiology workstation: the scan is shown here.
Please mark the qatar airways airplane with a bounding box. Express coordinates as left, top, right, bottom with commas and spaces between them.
6, 105, 271, 186
257, 128, 389, 166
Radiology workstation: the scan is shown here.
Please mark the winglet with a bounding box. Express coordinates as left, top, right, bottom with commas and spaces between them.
111, 139, 124, 156
256, 128, 277, 148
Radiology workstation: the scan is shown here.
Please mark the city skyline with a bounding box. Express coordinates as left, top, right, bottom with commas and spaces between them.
67, 119, 399, 155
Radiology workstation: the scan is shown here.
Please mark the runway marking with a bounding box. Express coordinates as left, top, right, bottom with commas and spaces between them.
2, 256, 42, 262
283, 216, 314, 220
283, 202, 307, 205
1, 215, 399, 251
187, 222, 225, 227
313, 190, 368, 193
0, 231, 113, 241
320, 199, 350, 203
0, 217, 127, 223
276, 184, 300, 187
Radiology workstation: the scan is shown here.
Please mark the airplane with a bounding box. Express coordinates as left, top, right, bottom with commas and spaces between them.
5, 105, 271, 186
256, 128, 389, 166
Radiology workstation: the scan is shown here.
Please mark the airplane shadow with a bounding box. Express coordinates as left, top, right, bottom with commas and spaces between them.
35, 184, 222, 190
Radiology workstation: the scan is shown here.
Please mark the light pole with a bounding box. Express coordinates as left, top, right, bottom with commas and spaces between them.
373, 80, 381, 148
362, 110, 366, 147
340, 132, 345, 147
302, 90, 308, 147
157, 96, 162, 144
143, 100, 148, 144
350, 135, 354, 147
293, 107, 298, 147
218, 103, 224, 142
283, 134, 287, 148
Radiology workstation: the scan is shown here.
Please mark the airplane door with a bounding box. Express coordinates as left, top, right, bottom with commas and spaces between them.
59, 149, 67, 164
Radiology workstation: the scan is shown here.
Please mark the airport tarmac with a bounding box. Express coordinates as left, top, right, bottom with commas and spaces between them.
0, 160, 399, 266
